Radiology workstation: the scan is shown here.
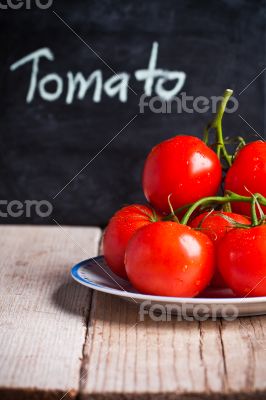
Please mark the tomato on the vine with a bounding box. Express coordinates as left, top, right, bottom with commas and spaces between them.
103, 204, 158, 279
225, 141, 266, 216
189, 211, 250, 288
217, 225, 266, 297
142, 135, 222, 214
125, 221, 215, 297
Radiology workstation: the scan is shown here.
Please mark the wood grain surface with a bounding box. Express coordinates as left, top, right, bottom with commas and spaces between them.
0, 226, 266, 400
80, 293, 266, 399
0, 225, 101, 399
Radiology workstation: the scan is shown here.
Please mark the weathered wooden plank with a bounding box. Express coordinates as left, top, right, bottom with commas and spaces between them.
220, 317, 266, 394
0, 225, 101, 399
80, 293, 266, 399
1, 225, 266, 399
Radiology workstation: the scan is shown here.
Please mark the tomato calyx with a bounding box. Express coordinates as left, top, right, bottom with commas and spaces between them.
203, 89, 246, 169
249, 193, 266, 226
167, 194, 180, 223
150, 207, 160, 222
205, 212, 251, 229
132, 204, 160, 223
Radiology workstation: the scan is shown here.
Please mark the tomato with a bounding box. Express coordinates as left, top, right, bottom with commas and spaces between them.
125, 221, 215, 297
225, 141, 266, 216
103, 204, 158, 279
217, 225, 266, 297
190, 212, 250, 288
142, 135, 222, 214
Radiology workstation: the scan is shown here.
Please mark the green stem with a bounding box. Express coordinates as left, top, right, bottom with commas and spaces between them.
222, 195, 232, 213
204, 89, 234, 167
180, 191, 266, 225
251, 196, 259, 226
203, 122, 211, 144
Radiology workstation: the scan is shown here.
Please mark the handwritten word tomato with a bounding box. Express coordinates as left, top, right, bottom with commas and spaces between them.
125, 221, 214, 297
103, 204, 158, 279
142, 136, 222, 214
225, 141, 266, 216
190, 212, 250, 288
217, 225, 266, 297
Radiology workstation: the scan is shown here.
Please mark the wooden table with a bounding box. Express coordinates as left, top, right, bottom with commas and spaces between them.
0, 225, 266, 400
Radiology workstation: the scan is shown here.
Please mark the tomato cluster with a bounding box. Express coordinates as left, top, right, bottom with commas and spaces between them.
103, 89, 266, 298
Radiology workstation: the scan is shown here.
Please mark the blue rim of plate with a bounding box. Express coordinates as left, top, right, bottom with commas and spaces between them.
72, 257, 105, 289
71, 256, 266, 304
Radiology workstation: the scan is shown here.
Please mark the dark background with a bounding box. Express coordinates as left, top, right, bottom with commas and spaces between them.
0, 0, 265, 226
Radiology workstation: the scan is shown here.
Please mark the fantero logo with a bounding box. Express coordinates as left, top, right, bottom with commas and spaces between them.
0, 0, 53, 9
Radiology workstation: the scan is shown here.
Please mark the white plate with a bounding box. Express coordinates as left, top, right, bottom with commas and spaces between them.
71, 256, 266, 318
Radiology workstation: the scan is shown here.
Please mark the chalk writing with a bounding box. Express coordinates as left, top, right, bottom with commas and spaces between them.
10, 42, 186, 103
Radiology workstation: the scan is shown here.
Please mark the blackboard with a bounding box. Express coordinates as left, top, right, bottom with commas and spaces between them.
0, 0, 265, 226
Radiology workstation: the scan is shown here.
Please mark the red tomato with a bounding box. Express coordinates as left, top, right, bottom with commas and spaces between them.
125, 221, 215, 297
217, 225, 266, 297
142, 135, 222, 214
190, 212, 250, 288
225, 141, 266, 216
103, 204, 158, 279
